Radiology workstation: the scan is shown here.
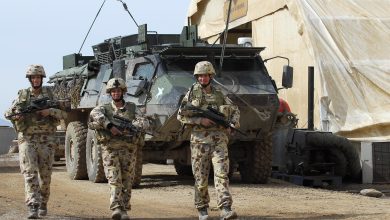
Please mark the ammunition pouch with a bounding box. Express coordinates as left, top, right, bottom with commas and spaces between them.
95, 130, 112, 143
96, 129, 140, 145
14, 115, 57, 134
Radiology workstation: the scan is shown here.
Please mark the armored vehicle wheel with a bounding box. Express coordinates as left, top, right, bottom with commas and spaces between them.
306, 132, 361, 180
329, 148, 347, 177
65, 121, 88, 180
239, 133, 272, 184
174, 161, 193, 176
132, 146, 143, 188
228, 160, 237, 179
333, 135, 361, 180
54, 156, 61, 161
86, 129, 107, 183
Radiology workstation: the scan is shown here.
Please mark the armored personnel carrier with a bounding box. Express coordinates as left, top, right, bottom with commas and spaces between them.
49, 24, 293, 185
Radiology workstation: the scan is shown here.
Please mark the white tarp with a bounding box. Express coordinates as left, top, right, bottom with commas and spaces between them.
287, 0, 390, 140
189, 0, 286, 39
188, 0, 390, 140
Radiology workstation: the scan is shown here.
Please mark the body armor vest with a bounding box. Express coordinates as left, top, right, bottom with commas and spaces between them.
95, 102, 136, 143
189, 84, 225, 131
15, 87, 57, 134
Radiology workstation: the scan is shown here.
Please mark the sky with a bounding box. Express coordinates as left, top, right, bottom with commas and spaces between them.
0, 0, 191, 122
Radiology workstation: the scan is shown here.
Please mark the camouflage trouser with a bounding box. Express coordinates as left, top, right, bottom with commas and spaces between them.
190, 135, 232, 209
101, 144, 137, 211
18, 134, 55, 207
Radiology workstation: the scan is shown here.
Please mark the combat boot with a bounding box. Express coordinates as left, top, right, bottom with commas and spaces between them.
220, 206, 237, 220
27, 204, 39, 219
121, 210, 130, 220
111, 208, 122, 220
39, 203, 47, 216
197, 207, 209, 220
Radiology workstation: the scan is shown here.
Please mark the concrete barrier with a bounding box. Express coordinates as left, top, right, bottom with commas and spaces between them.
0, 126, 17, 155
0, 153, 19, 167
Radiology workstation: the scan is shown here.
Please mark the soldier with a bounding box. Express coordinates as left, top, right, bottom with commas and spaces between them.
177, 61, 240, 220
4, 64, 67, 219
88, 78, 148, 220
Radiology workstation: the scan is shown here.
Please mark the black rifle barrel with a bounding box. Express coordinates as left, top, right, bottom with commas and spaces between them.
182, 105, 246, 136
7, 97, 58, 118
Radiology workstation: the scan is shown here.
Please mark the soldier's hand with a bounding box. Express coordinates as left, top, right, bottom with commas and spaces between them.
37, 109, 51, 117
110, 126, 123, 136
200, 118, 215, 127
11, 115, 23, 121
226, 127, 232, 135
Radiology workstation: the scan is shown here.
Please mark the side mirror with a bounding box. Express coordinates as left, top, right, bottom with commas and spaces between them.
282, 65, 293, 88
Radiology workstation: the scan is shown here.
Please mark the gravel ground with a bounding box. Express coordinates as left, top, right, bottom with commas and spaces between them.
0, 158, 390, 220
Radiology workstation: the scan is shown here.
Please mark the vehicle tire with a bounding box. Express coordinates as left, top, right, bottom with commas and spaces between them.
227, 160, 236, 179
306, 132, 361, 180
239, 132, 272, 184
65, 121, 88, 180
174, 161, 193, 176
132, 146, 143, 188
54, 156, 61, 161
335, 136, 361, 180
329, 148, 347, 177
86, 129, 107, 183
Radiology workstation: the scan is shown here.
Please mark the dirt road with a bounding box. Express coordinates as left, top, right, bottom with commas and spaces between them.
1, 159, 390, 220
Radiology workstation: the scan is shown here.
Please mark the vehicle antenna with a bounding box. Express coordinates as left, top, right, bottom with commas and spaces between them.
218, 0, 233, 77
213, 0, 271, 123
116, 0, 139, 27
78, 0, 107, 54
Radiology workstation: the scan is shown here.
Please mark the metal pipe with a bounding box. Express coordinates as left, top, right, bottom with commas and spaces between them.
308, 66, 314, 130
218, 0, 233, 77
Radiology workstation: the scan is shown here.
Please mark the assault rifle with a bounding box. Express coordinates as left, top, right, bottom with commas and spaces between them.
112, 115, 152, 136
180, 105, 246, 136
7, 97, 71, 118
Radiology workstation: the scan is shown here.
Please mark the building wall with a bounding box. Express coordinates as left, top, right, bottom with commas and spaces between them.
189, 0, 322, 129
189, 0, 390, 139
252, 7, 321, 129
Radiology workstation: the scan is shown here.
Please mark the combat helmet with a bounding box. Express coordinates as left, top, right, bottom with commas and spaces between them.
193, 61, 215, 76
106, 78, 127, 93
26, 64, 46, 78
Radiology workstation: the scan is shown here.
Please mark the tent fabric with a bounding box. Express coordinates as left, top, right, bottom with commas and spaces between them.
251, 7, 320, 134
188, 0, 390, 140
287, 0, 390, 140
189, 0, 286, 39
188, 0, 202, 17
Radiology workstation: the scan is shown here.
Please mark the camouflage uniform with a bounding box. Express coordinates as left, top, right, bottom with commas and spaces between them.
89, 101, 147, 212
177, 82, 240, 210
4, 86, 67, 208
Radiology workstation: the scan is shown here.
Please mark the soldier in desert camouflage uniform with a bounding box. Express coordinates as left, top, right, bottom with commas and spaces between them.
177, 61, 240, 220
88, 78, 148, 220
4, 64, 67, 219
